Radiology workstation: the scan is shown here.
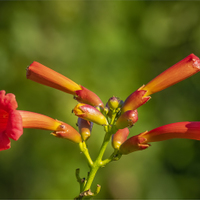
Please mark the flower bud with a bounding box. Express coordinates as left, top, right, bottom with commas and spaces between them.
112, 128, 129, 150
73, 103, 108, 126
75, 86, 104, 108
115, 110, 138, 129
121, 89, 150, 113
119, 135, 150, 155
107, 96, 122, 110
52, 123, 82, 143
77, 118, 93, 141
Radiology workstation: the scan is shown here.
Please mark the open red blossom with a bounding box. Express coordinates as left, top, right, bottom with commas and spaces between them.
0, 90, 23, 150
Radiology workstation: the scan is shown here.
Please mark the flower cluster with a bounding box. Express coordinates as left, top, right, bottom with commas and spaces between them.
1, 53, 200, 198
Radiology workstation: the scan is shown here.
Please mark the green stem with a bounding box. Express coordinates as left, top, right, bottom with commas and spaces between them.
79, 141, 93, 168
77, 110, 120, 197
83, 127, 113, 192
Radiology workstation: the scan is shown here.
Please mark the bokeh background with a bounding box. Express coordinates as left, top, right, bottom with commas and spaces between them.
1, 1, 200, 199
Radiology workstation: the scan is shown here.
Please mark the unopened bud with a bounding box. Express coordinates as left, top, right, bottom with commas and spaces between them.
77, 118, 93, 141
112, 128, 129, 150
119, 135, 150, 155
107, 96, 122, 110
73, 103, 108, 126
115, 110, 138, 129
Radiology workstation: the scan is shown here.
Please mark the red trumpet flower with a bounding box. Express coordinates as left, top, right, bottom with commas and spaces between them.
122, 54, 200, 113
27, 62, 104, 108
120, 122, 200, 155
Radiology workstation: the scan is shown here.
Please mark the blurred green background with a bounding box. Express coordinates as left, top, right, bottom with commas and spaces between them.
1, 1, 200, 199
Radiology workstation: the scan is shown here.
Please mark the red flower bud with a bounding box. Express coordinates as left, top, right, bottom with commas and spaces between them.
115, 110, 138, 129
75, 86, 104, 108
73, 103, 108, 126
112, 128, 129, 150
119, 135, 150, 155
77, 118, 93, 141
51, 123, 82, 143
121, 89, 150, 113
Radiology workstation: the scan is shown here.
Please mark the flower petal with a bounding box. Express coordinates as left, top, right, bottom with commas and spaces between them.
0, 131, 11, 151
0, 90, 18, 112
6, 110, 23, 141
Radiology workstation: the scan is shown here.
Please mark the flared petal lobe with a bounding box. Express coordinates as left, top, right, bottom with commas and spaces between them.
27, 61, 82, 95
73, 103, 108, 126
0, 132, 11, 151
7, 110, 23, 141
142, 54, 200, 96
139, 121, 200, 142
75, 86, 104, 108
0, 90, 23, 150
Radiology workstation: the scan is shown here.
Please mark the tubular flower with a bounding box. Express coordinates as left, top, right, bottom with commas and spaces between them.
119, 122, 200, 155
73, 103, 108, 126
27, 61, 82, 95
112, 128, 129, 150
122, 54, 200, 113
115, 110, 138, 129
27, 62, 104, 108
75, 86, 104, 108
77, 118, 93, 141
138, 121, 200, 142
142, 54, 200, 97
19, 110, 82, 143
0, 90, 23, 150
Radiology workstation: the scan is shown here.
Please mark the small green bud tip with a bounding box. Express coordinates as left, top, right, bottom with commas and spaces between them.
107, 96, 122, 110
